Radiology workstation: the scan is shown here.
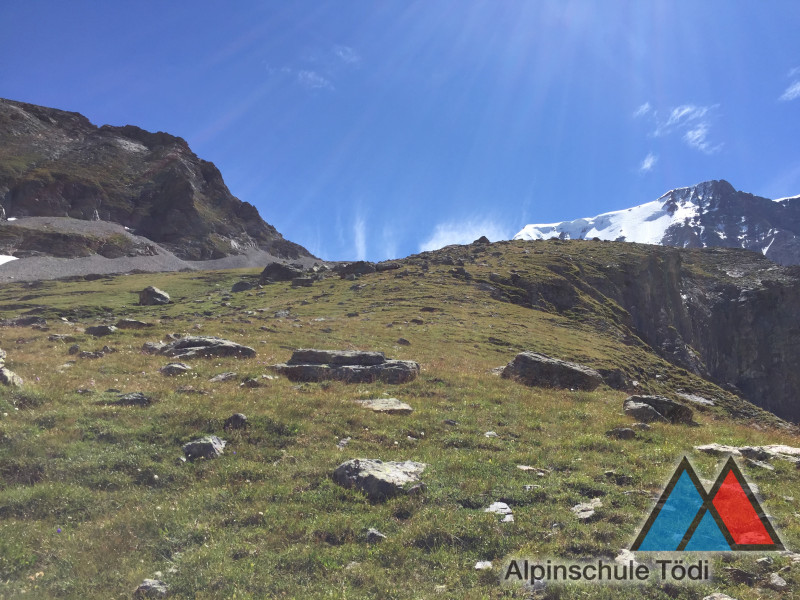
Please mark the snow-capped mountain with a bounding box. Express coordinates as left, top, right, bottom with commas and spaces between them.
514, 180, 800, 266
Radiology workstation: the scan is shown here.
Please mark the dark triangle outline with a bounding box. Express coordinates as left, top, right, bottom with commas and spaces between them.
706, 456, 784, 551
631, 456, 711, 551
677, 498, 736, 551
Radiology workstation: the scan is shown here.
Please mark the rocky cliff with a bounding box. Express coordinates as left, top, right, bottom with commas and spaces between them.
0, 98, 312, 261
412, 239, 800, 422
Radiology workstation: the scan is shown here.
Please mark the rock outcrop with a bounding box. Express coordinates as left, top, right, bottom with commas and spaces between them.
501, 352, 602, 390
144, 336, 256, 359
332, 458, 426, 501
0, 98, 313, 261
273, 349, 419, 384
183, 436, 226, 460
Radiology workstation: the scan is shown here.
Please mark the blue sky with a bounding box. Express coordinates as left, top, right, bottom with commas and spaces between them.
2, 1, 800, 261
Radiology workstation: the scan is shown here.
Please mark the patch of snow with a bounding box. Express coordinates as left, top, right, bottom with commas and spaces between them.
763, 236, 776, 256
0, 255, 18, 266
7, 217, 17, 221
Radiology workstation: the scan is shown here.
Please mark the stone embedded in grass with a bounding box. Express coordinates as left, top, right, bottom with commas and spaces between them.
501, 352, 602, 391
332, 458, 426, 501
677, 392, 715, 406
209, 372, 238, 383
355, 398, 413, 415
240, 377, 261, 388
474, 561, 493, 570
133, 578, 168, 598
273, 349, 419, 384
231, 280, 255, 293
484, 431, 498, 438
517, 465, 550, 477
605, 427, 636, 440
138, 286, 170, 305
623, 395, 693, 424
48, 334, 78, 342
115, 318, 153, 330
85, 325, 117, 337
109, 392, 152, 407
160, 362, 192, 376
702, 594, 738, 600
365, 528, 386, 543
695, 443, 800, 464
485, 501, 514, 522
768, 572, 788, 590
571, 498, 602, 521
0, 367, 23, 387
605, 470, 634, 485
182, 436, 226, 460
145, 336, 256, 359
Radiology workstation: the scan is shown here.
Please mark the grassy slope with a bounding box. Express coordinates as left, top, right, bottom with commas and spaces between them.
0, 240, 798, 599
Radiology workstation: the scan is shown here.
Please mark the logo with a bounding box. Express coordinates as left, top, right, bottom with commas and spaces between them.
631, 456, 783, 551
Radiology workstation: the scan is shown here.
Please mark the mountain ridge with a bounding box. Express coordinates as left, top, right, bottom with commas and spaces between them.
0, 98, 312, 262
515, 179, 800, 265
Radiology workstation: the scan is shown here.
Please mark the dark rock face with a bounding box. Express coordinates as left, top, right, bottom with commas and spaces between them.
623, 395, 694, 424
260, 262, 304, 283
231, 280, 255, 293
138, 286, 170, 305
332, 458, 426, 501
0, 98, 313, 261
274, 349, 419, 384
148, 336, 256, 360
501, 352, 602, 391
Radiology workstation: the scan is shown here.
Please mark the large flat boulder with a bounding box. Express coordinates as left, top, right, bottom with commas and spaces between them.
501, 352, 602, 390
624, 395, 693, 424
332, 458, 426, 501
274, 349, 418, 384
260, 262, 304, 283
145, 336, 256, 359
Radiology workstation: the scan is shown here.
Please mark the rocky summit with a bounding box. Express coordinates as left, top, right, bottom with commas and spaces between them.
0, 98, 313, 262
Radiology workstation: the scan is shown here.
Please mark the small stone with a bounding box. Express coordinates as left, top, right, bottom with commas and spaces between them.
396, 338, 411, 346
209, 372, 238, 383
0, 368, 23, 387
631, 422, 651, 430
111, 392, 152, 407
115, 319, 153, 330
571, 498, 602, 520
605, 470, 634, 485
336, 437, 351, 450
133, 579, 168, 598
332, 458, 426, 501
523, 485, 542, 491
756, 556, 774, 567
474, 561, 492, 570
443, 419, 458, 426
355, 398, 413, 415
240, 377, 261, 388
606, 427, 636, 440
365, 528, 386, 543
85, 325, 117, 337
160, 362, 192, 376
485, 502, 514, 522
182, 436, 226, 460
768, 572, 788, 590
68, 344, 80, 355
702, 594, 738, 600
484, 431, 498, 438
614, 549, 639, 566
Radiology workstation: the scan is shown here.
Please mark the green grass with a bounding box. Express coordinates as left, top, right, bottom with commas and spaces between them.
0, 240, 798, 598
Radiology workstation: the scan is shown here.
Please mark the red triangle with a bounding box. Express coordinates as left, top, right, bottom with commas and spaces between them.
712, 470, 774, 545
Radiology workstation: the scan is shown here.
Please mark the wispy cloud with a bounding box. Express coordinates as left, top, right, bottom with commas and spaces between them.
633, 102, 651, 118
419, 219, 511, 252
296, 70, 333, 91
334, 45, 361, 64
640, 152, 657, 173
780, 81, 800, 102
638, 102, 722, 154
353, 214, 367, 260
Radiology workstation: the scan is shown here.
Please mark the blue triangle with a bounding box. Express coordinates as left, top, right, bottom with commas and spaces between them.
637, 471, 705, 551
683, 509, 731, 551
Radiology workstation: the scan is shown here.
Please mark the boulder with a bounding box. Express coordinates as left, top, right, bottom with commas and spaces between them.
160, 362, 192, 376
332, 458, 426, 501
147, 336, 256, 359
115, 318, 153, 330
623, 400, 668, 423
335, 261, 376, 278
501, 352, 602, 390
85, 325, 117, 337
355, 398, 413, 415
606, 427, 636, 440
138, 286, 170, 305
274, 349, 419, 384
133, 579, 168, 598
260, 262, 304, 283
623, 395, 694, 424
231, 280, 255, 293
182, 436, 226, 460
0, 367, 23, 387
375, 262, 400, 272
